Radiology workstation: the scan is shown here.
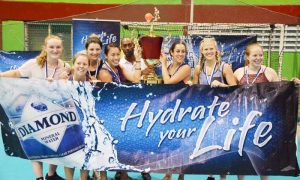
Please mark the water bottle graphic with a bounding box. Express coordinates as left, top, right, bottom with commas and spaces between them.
11, 94, 85, 159
0, 78, 149, 172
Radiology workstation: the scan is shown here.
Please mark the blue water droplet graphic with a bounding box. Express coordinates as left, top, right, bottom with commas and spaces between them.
31, 102, 48, 112
109, 157, 115, 164
112, 139, 118, 144
103, 137, 108, 145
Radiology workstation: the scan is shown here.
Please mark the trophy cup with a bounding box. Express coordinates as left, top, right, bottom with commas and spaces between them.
139, 7, 163, 84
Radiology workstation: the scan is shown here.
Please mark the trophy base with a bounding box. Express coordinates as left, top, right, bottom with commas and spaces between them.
143, 75, 163, 84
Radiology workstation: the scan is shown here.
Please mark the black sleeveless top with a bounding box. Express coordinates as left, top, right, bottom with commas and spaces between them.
167, 63, 188, 85
90, 60, 103, 78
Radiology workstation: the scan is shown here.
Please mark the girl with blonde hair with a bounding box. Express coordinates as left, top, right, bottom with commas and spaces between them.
193, 37, 236, 87
0, 35, 70, 180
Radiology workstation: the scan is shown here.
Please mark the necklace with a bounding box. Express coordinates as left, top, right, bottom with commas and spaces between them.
45, 61, 58, 79
168, 63, 182, 77
88, 60, 99, 78
104, 61, 121, 83
245, 66, 262, 84
204, 61, 217, 85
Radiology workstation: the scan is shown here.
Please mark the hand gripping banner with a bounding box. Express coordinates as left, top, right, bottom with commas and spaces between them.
0, 78, 299, 176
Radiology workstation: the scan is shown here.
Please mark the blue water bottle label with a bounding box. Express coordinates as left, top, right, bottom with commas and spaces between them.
8, 93, 85, 159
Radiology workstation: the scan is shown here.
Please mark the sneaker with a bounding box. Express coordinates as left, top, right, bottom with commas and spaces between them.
141, 172, 151, 180
163, 173, 172, 180
114, 171, 122, 180
93, 171, 106, 180
45, 172, 65, 180
114, 171, 132, 180
178, 174, 184, 180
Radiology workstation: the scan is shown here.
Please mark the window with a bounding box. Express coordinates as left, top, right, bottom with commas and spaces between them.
25, 22, 72, 63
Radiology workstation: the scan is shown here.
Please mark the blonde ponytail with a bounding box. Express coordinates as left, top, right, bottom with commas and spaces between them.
36, 50, 47, 68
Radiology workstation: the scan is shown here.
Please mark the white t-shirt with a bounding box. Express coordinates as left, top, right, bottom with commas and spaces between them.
18, 59, 70, 79
119, 57, 147, 72
119, 58, 147, 80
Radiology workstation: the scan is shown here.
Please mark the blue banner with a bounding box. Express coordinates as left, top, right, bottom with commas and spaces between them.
72, 19, 120, 59
0, 78, 299, 176
0, 51, 39, 72
162, 35, 256, 71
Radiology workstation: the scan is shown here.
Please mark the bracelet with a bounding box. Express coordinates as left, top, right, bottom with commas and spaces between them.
135, 68, 141, 70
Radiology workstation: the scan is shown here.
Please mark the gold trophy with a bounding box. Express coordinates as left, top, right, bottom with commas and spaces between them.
139, 7, 163, 84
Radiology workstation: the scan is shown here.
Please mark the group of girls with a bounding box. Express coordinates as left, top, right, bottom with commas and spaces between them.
0, 33, 298, 180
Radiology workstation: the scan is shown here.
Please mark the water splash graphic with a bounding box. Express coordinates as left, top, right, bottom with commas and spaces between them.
67, 81, 147, 172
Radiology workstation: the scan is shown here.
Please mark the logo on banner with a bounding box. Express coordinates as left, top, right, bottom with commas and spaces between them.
15, 96, 80, 152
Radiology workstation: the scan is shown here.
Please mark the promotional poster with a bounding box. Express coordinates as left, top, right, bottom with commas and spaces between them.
0, 78, 298, 176
161, 35, 256, 71
0, 51, 39, 72
72, 19, 120, 59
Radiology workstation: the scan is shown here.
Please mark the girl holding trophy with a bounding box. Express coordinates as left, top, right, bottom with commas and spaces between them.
160, 41, 191, 85
160, 40, 191, 180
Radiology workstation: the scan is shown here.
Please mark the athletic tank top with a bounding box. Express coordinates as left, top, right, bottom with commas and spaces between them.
89, 59, 103, 78
198, 62, 226, 85
101, 62, 125, 83
167, 63, 187, 85
239, 67, 269, 85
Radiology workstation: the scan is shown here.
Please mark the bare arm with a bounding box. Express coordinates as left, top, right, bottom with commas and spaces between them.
223, 63, 237, 85
233, 68, 244, 83
211, 63, 237, 87
161, 53, 170, 83
121, 46, 142, 83
160, 53, 191, 84
120, 64, 141, 83
164, 65, 191, 84
98, 69, 113, 83
292, 78, 300, 85
0, 69, 21, 78
265, 67, 280, 82
193, 65, 200, 84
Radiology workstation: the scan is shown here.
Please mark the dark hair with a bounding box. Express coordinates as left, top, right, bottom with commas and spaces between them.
121, 37, 134, 45
169, 41, 187, 55
104, 43, 121, 55
85, 34, 103, 49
